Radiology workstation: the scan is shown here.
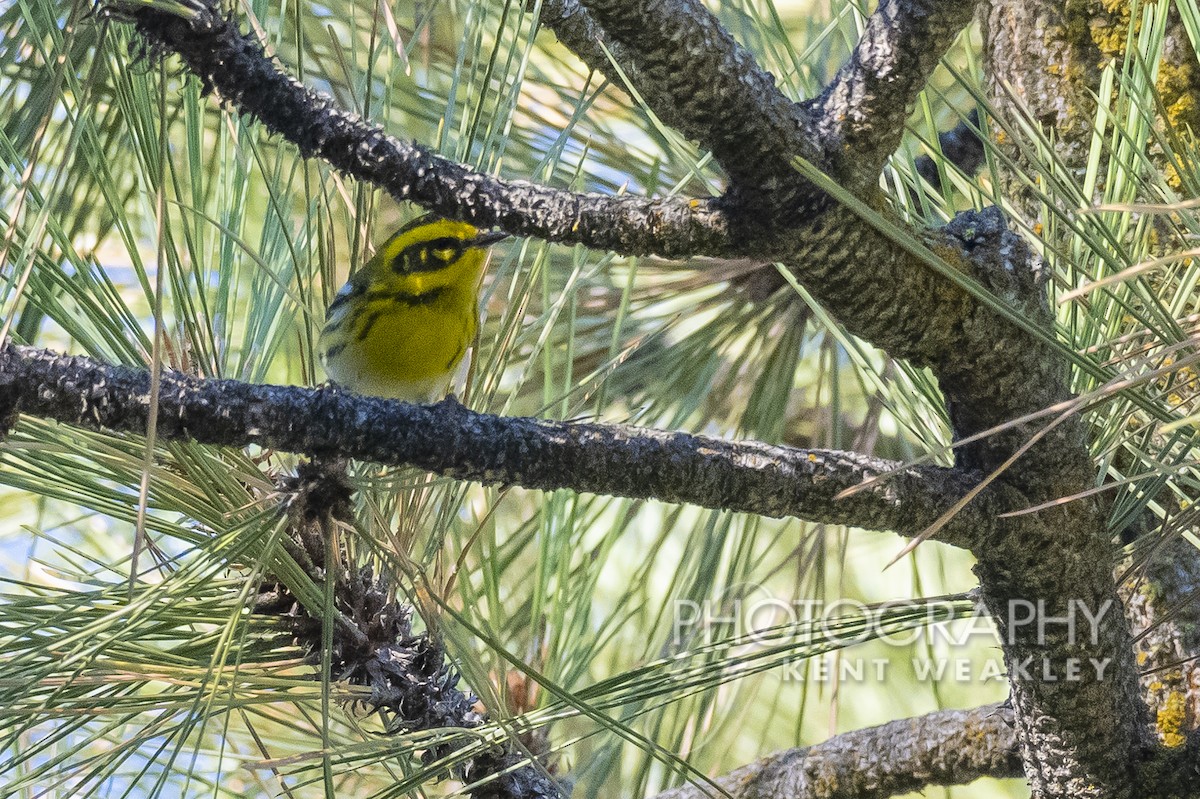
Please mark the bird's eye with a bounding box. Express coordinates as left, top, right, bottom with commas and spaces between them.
425, 238, 462, 265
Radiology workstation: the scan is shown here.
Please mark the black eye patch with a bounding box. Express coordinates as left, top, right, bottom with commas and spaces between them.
391, 237, 465, 274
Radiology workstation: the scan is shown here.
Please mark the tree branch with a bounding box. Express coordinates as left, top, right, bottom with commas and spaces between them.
534, 0, 640, 90
113, 0, 731, 258
547, 0, 821, 186
1122, 527, 1200, 747
0, 343, 996, 548
806, 0, 982, 188
535, 1, 1069, 450
653, 703, 1021, 799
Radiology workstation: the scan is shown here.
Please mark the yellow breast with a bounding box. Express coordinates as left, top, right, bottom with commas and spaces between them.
319, 289, 476, 402
316, 215, 500, 402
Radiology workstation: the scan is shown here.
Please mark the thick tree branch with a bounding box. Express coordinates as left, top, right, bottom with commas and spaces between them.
963, 4, 1185, 795
534, 0, 640, 90
653, 704, 1021, 799
114, 0, 730, 259
806, 0, 981, 188
1122, 529, 1200, 746
538, 1, 1069, 450
549, 0, 821, 187
547, 0, 980, 192
0, 344, 995, 548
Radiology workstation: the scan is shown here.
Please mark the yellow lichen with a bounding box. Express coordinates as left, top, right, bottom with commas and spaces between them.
1157, 61, 1200, 139
1156, 691, 1187, 747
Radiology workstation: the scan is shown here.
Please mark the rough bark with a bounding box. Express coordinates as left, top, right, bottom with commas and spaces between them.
0, 343, 996, 546
124, 1, 730, 257
808, 0, 978, 189
980, 2, 1200, 790
654, 704, 1021, 799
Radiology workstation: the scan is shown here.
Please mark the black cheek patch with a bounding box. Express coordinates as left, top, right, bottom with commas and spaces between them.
390, 236, 470, 275
393, 246, 436, 273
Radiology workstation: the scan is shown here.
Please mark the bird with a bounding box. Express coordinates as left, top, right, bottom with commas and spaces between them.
317, 214, 507, 401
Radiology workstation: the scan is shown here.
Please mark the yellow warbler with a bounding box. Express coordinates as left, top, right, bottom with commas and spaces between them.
317, 215, 506, 401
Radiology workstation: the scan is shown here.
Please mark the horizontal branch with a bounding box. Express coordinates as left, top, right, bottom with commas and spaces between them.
0, 344, 995, 548
653, 703, 1021, 799
112, 0, 731, 259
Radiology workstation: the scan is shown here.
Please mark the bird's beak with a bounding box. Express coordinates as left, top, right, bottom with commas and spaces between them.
472, 230, 510, 247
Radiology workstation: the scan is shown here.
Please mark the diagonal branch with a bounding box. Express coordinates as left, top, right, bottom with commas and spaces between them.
115, 0, 731, 259
534, 1, 1065, 443
652, 703, 1021, 799
806, 0, 982, 188
548, 0, 820, 186
535, 0, 640, 90
545, 0, 978, 191
0, 344, 999, 549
